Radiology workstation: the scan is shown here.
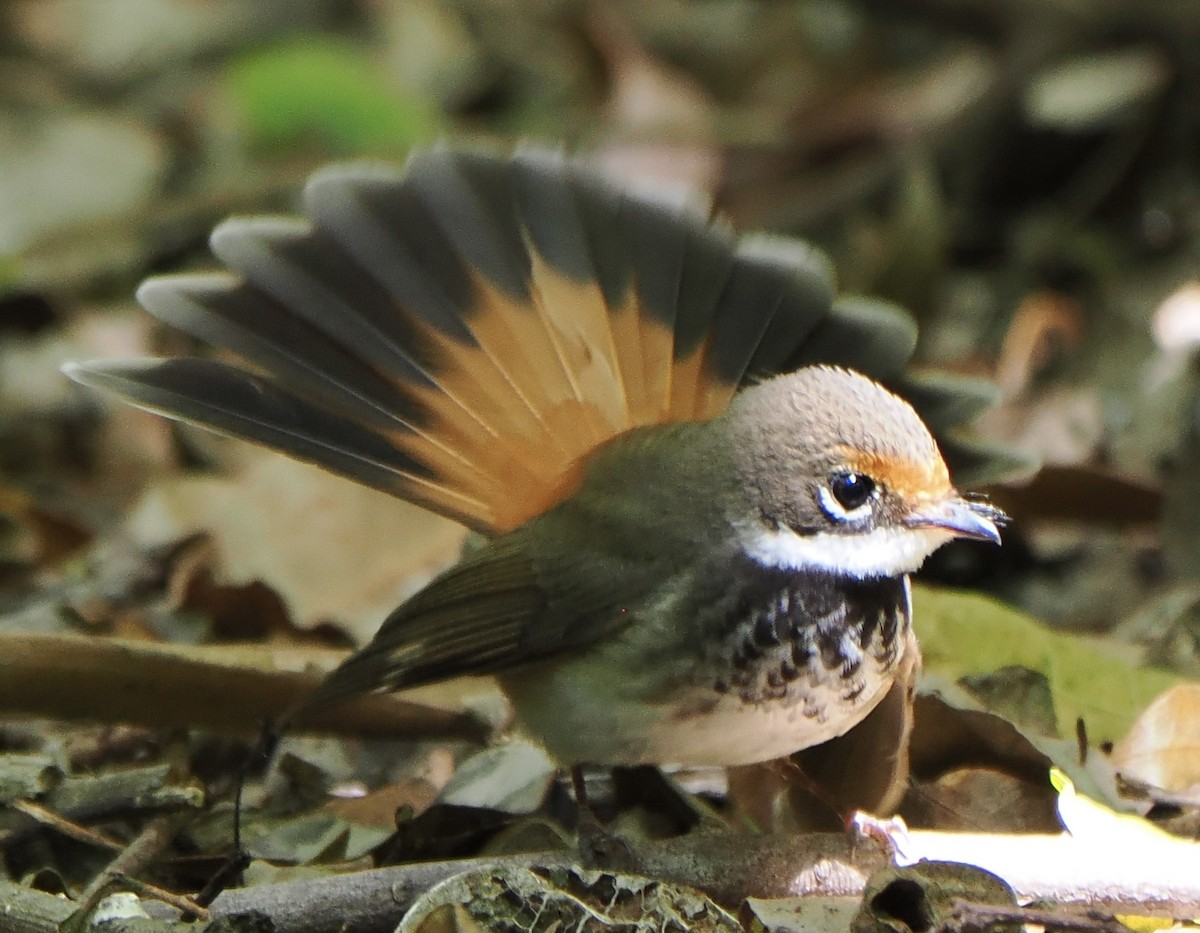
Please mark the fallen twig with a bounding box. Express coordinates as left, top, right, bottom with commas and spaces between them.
0, 633, 491, 740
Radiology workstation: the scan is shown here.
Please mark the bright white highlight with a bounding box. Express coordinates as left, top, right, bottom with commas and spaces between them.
744, 523, 951, 579
817, 484, 873, 523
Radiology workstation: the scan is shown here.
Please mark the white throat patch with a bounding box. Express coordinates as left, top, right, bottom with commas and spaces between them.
744, 523, 952, 579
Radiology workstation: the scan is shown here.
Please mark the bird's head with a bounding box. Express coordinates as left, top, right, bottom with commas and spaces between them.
725, 366, 1003, 579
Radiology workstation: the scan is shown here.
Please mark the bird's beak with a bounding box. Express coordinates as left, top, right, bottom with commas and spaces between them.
905, 495, 1004, 545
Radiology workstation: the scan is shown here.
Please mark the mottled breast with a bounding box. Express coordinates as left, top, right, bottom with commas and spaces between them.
693, 556, 911, 724
501, 552, 914, 767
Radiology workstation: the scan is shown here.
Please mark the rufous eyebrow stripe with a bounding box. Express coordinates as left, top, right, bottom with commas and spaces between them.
840, 447, 951, 501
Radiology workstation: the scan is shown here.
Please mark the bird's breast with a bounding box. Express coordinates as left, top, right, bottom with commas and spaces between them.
502, 556, 912, 767
701, 560, 911, 708
653, 563, 913, 764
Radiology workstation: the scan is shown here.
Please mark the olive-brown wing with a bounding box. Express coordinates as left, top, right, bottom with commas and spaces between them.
289, 533, 633, 721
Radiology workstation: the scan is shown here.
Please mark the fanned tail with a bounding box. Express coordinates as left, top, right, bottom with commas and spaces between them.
67, 147, 1020, 534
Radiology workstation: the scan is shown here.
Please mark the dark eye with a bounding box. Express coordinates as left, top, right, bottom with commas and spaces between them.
830, 472, 875, 511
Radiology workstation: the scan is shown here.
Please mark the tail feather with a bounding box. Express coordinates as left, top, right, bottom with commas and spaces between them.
135, 275, 426, 433
739, 237, 836, 384
135, 276, 548, 518
64, 358, 493, 528
939, 435, 1039, 487
690, 238, 832, 418
562, 166, 653, 422
786, 296, 918, 378
667, 220, 736, 418
67, 147, 1017, 534
306, 161, 594, 507
405, 150, 591, 448
315, 155, 620, 470
305, 168, 474, 339
208, 218, 438, 387
406, 148, 535, 303
887, 371, 1000, 432
305, 164, 560, 440
512, 150, 631, 435
617, 188, 704, 420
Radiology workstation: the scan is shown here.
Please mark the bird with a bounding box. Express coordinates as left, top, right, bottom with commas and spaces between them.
65, 146, 1007, 769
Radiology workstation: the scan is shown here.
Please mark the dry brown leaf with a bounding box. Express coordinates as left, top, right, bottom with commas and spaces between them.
988, 465, 1160, 526
125, 450, 469, 642
905, 767, 1060, 833
1112, 683, 1200, 795
588, 5, 722, 197
742, 896, 862, 933
0, 484, 91, 565
325, 752, 455, 829
995, 290, 1083, 399
978, 384, 1104, 469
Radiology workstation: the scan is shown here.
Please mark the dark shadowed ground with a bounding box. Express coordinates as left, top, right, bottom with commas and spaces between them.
2, 2, 1199, 930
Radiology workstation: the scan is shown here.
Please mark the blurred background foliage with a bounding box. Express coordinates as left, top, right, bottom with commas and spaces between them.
4, 0, 1199, 642
2, 0, 1200, 910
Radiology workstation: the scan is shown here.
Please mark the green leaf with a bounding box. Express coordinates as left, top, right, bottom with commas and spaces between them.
914, 586, 1181, 745
223, 36, 442, 153
0, 253, 20, 289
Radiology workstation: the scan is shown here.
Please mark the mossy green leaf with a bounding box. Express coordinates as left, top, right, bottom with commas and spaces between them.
913, 586, 1181, 745
0, 253, 21, 289
224, 36, 442, 153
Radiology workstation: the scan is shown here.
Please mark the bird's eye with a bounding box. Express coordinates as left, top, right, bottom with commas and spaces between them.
829, 471, 875, 511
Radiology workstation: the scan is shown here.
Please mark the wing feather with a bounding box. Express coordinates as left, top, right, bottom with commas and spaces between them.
290, 534, 630, 720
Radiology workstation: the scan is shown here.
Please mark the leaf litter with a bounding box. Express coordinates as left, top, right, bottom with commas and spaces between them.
3, 1, 1200, 930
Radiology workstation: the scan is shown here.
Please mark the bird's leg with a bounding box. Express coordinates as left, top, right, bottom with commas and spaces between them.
781, 757, 858, 826
570, 764, 591, 816
192, 719, 279, 909
570, 765, 641, 871
570, 765, 611, 853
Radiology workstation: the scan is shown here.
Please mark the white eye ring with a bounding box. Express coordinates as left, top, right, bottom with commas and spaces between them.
817, 484, 875, 523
